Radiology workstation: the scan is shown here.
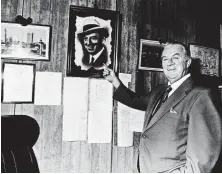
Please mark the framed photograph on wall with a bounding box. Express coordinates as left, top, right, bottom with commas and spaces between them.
189, 44, 219, 76
1, 62, 35, 103
66, 5, 120, 78
138, 39, 166, 71
1, 21, 52, 61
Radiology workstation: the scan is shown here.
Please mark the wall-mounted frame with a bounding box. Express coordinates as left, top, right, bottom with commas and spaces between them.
2, 62, 35, 103
66, 5, 120, 78
1, 21, 52, 61
189, 44, 219, 76
138, 39, 166, 71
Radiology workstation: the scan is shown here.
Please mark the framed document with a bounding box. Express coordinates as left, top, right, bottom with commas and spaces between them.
2, 62, 36, 103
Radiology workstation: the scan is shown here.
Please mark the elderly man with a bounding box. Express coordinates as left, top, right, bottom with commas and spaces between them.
103, 43, 222, 173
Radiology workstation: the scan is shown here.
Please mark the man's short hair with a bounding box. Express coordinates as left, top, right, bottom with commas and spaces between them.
164, 42, 190, 57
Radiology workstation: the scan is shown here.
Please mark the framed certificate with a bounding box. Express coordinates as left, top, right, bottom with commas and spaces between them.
2, 62, 36, 103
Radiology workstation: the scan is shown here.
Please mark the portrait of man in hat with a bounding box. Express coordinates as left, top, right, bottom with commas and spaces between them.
74, 17, 112, 77
66, 8, 120, 78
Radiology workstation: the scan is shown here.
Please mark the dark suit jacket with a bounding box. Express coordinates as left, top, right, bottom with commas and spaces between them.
113, 77, 222, 173
82, 46, 108, 69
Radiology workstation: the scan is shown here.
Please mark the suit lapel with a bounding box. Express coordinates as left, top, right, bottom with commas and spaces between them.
146, 77, 193, 130
92, 48, 107, 66
143, 85, 166, 129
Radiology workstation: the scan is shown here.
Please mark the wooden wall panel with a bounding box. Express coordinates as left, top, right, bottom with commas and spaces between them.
96, 0, 116, 10
1, 104, 15, 115
10, 0, 64, 172
137, 0, 196, 95
1, 0, 23, 116
60, 1, 80, 172
59, 0, 114, 172
220, 25, 222, 77
79, 0, 87, 6
87, 0, 95, 8
1, 0, 23, 21
220, 25, 222, 99
112, 0, 142, 172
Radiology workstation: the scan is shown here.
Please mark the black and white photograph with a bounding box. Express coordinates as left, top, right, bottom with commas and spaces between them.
1, 0, 222, 173
138, 39, 166, 71
1, 22, 51, 60
66, 5, 120, 78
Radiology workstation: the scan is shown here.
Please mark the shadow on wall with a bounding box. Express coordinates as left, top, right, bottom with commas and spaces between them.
189, 59, 221, 89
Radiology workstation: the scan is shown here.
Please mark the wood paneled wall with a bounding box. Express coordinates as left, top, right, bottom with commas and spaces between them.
1, 0, 221, 172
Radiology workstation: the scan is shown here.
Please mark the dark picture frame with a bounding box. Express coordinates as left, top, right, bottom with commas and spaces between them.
138, 39, 166, 71
1, 62, 35, 103
1, 21, 52, 61
66, 5, 120, 78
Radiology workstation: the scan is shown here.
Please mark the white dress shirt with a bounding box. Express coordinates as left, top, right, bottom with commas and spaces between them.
89, 47, 104, 64
168, 73, 191, 97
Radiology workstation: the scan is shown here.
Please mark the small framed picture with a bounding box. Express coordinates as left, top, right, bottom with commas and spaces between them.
138, 39, 166, 71
189, 44, 219, 76
2, 62, 36, 103
66, 5, 120, 78
1, 21, 52, 61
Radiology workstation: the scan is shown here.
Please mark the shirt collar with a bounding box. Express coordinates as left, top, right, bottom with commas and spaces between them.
90, 47, 104, 61
168, 73, 191, 90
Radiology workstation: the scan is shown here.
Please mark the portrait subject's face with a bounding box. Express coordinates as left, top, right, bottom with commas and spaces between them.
161, 45, 191, 84
83, 32, 104, 55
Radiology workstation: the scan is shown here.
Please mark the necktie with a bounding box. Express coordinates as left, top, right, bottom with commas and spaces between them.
90, 57, 95, 65
152, 85, 172, 116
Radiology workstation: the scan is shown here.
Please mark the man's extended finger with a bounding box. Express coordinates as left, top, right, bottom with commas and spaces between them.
103, 63, 111, 70
103, 63, 108, 68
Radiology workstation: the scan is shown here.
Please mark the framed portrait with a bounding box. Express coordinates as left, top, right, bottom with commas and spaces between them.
138, 39, 166, 71
1, 62, 35, 103
66, 5, 120, 78
1, 21, 52, 61
189, 44, 219, 76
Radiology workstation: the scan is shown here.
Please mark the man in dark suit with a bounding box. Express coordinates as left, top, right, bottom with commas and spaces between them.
103, 43, 222, 173
78, 18, 110, 77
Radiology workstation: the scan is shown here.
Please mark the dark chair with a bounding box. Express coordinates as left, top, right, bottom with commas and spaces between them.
1, 115, 40, 173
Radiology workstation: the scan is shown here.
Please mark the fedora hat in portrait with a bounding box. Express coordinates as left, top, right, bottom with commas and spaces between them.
78, 18, 109, 39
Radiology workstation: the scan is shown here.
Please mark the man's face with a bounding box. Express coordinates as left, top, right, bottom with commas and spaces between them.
161, 45, 191, 84
83, 32, 103, 55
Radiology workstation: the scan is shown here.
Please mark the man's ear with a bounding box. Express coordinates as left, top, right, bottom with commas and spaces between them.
186, 58, 192, 68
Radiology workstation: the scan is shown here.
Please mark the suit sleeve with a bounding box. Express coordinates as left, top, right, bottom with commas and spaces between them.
180, 89, 222, 173
113, 84, 150, 111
